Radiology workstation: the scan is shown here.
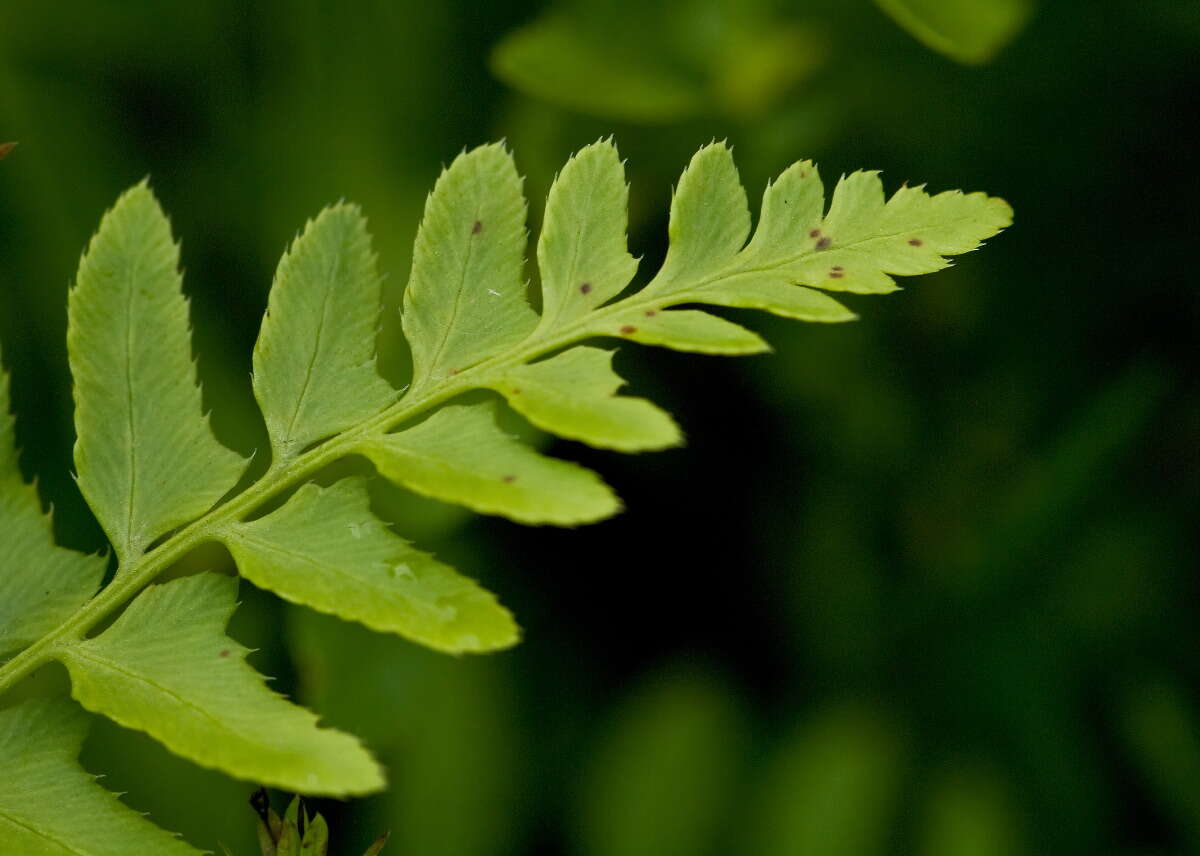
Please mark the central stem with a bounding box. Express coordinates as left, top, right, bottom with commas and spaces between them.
0, 286, 677, 695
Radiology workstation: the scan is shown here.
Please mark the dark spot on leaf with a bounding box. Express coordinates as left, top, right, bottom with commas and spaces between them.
580, 282, 592, 294
219, 649, 231, 657
510, 387, 521, 395
908, 237, 923, 246
829, 269, 844, 279
816, 236, 832, 250
799, 171, 807, 178
502, 475, 517, 483
471, 220, 482, 234
449, 368, 460, 376
619, 325, 637, 335
809, 229, 822, 238
644, 310, 658, 317
831, 265, 844, 272
0, 142, 16, 160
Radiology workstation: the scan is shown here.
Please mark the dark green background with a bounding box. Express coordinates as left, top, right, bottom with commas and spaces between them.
1, 1, 1197, 853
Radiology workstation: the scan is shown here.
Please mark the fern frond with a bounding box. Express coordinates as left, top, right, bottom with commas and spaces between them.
0, 139, 1010, 849
68, 182, 248, 563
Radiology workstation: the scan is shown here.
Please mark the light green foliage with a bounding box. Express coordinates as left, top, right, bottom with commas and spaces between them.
652, 146, 1012, 301
68, 182, 247, 563
58, 573, 383, 796
875, 0, 1034, 64
601, 309, 768, 355
253, 205, 397, 458
0, 366, 105, 656
403, 144, 538, 388
0, 699, 200, 855
222, 479, 518, 652
358, 403, 620, 525
536, 142, 639, 330
0, 139, 1008, 849
493, 347, 683, 452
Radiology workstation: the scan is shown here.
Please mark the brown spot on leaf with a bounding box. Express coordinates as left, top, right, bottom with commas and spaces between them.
799, 171, 807, 178
0, 142, 16, 160
908, 238, 923, 246
829, 269, 844, 279
619, 325, 637, 335
510, 387, 521, 395
644, 310, 658, 317
472, 220, 483, 234
580, 282, 592, 294
502, 475, 517, 483
448, 368, 461, 376
219, 649, 231, 658
809, 228, 822, 238
815, 236, 832, 250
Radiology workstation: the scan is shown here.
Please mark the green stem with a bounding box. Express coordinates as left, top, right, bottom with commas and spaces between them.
0, 290, 669, 696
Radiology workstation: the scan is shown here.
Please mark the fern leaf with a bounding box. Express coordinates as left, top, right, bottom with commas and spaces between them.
357, 402, 620, 525
875, 0, 1033, 64
492, 347, 683, 452
656, 143, 753, 286
597, 308, 769, 355
57, 573, 383, 796
253, 204, 397, 458
536, 141, 639, 330
647, 143, 1011, 304
0, 698, 200, 855
0, 363, 105, 657
403, 144, 538, 388
220, 478, 518, 653
67, 182, 246, 563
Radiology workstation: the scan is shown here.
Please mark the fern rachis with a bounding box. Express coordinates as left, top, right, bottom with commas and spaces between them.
0, 140, 1010, 852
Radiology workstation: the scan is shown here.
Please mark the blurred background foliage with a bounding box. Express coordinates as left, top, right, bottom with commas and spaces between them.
1, 0, 1197, 853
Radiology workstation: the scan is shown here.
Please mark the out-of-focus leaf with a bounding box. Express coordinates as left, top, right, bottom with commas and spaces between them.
917, 765, 1026, 856
746, 705, 905, 856
575, 667, 749, 856
491, 15, 705, 123
491, 2, 828, 122
1119, 681, 1200, 849
875, 0, 1034, 64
